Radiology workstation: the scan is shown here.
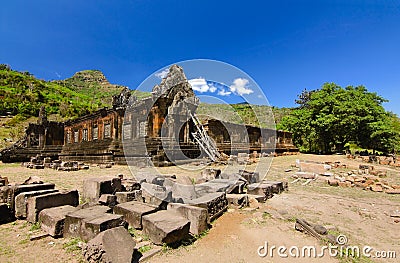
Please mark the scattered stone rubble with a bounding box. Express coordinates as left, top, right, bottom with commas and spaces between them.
22, 155, 90, 171
347, 154, 400, 167
327, 164, 400, 194
292, 159, 400, 194
0, 169, 287, 262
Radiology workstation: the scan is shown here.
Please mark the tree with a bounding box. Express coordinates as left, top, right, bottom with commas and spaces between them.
280, 83, 398, 154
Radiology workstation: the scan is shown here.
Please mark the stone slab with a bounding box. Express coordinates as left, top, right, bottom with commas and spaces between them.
113, 201, 158, 229
39, 205, 78, 237
82, 177, 122, 203
167, 203, 208, 235
26, 190, 79, 223
142, 210, 190, 245
0, 183, 56, 210
187, 192, 228, 222
115, 190, 142, 204
15, 189, 59, 218
83, 213, 124, 242
64, 205, 113, 241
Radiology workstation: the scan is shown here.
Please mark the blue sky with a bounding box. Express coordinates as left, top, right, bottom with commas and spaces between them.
1, 1, 399, 114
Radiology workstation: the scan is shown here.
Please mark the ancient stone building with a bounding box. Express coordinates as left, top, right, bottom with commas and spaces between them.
60, 65, 201, 165
203, 119, 298, 155
1, 65, 298, 164
0, 107, 64, 162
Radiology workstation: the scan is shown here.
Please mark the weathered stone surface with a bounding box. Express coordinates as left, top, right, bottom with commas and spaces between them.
15, 189, 59, 218
82, 177, 122, 203
39, 205, 78, 237
226, 194, 248, 207
246, 194, 265, 203
0, 203, 12, 224
141, 182, 171, 208
83, 226, 136, 263
115, 190, 142, 204
167, 203, 208, 235
142, 210, 190, 245
26, 190, 79, 223
247, 181, 286, 201
247, 183, 274, 200
64, 205, 113, 241
195, 179, 245, 195
188, 192, 228, 221
171, 183, 196, 203
0, 183, 56, 210
83, 213, 124, 242
238, 170, 260, 184
113, 201, 158, 229
98, 194, 117, 207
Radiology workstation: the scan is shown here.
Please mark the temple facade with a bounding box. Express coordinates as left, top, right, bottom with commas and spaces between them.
1, 65, 298, 164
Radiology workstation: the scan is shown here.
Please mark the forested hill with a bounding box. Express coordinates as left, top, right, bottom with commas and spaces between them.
0, 64, 124, 118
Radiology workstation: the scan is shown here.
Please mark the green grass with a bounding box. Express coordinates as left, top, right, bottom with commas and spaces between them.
63, 238, 84, 253
29, 222, 41, 231
138, 245, 152, 254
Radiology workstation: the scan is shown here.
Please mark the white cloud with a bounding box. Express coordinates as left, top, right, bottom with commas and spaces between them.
209, 85, 217, 93
218, 89, 232, 96
229, 78, 254, 96
155, 68, 169, 79
189, 78, 214, 93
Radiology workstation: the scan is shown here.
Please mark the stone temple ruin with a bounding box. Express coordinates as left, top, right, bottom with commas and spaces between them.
0, 65, 298, 165
0, 65, 296, 262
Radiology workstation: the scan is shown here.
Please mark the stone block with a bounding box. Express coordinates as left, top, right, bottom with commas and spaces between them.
26, 190, 79, 223
142, 210, 190, 245
113, 201, 158, 229
188, 192, 228, 221
82, 177, 122, 203
247, 183, 273, 200
83, 226, 135, 263
98, 194, 117, 207
0, 183, 55, 210
39, 205, 78, 237
167, 203, 208, 235
238, 170, 260, 183
83, 214, 124, 242
141, 182, 171, 208
15, 189, 59, 218
226, 194, 248, 207
64, 205, 121, 242
115, 190, 142, 204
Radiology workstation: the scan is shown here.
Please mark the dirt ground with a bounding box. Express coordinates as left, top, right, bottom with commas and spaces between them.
0, 154, 399, 263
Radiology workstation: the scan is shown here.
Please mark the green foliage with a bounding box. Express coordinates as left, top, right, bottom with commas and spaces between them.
138, 245, 152, 254
0, 68, 104, 118
197, 103, 289, 128
280, 83, 399, 154
63, 238, 84, 252
29, 222, 41, 231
